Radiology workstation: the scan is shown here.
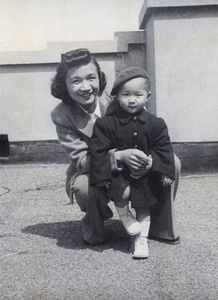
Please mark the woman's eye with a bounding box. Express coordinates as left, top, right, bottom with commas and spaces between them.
72, 80, 80, 85
88, 76, 97, 81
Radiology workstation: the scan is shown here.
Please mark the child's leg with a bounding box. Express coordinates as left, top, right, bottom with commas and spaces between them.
132, 207, 150, 259
113, 185, 130, 208
136, 208, 150, 237
114, 186, 142, 236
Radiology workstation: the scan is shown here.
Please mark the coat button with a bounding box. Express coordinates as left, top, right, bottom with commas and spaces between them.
133, 132, 138, 137
132, 116, 137, 122
134, 145, 138, 148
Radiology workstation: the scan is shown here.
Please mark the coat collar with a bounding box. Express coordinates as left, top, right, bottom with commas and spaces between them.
115, 107, 147, 125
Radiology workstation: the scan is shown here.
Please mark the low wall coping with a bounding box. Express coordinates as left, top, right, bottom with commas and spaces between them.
139, 0, 218, 28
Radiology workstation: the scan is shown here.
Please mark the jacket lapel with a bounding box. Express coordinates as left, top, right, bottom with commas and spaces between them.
69, 103, 94, 138
69, 91, 113, 138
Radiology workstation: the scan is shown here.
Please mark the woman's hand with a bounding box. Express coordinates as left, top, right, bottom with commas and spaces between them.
116, 149, 148, 168
115, 149, 153, 178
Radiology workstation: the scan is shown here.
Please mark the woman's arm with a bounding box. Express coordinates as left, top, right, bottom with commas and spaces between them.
55, 124, 90, 174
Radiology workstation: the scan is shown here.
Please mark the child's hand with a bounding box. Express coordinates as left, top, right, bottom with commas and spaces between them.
96, 180, 110, 189
161, 174, 174, 186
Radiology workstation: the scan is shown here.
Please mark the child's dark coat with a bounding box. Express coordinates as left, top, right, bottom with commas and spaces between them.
90, 107, 175, 209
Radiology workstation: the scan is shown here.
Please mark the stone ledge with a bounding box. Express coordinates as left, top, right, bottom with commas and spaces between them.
173, 142, 218, 175
1, 140, 218, 175
0, 140, 69, 164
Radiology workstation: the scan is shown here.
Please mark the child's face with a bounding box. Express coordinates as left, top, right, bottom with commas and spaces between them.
117, 77, 149, 114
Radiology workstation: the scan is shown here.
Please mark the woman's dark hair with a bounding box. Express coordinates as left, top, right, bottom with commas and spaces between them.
51, 48, 107, 102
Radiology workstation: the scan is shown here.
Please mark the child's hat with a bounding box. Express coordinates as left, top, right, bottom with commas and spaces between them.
111, 67, 149, 95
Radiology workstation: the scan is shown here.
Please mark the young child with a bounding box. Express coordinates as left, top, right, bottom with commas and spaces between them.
90, 67, 175, 258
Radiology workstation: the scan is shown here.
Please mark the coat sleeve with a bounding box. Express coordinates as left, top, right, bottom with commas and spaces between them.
90, 118, 114, 185
150, 118, 175, 179
52, 117, 91, 175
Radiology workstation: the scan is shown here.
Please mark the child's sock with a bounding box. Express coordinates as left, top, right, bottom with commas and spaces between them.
115, 205, 142, 236
139, 216, 151, 237
115, 205, 129, 217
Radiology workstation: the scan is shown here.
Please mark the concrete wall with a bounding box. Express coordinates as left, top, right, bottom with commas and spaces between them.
0, 64, 59, 142
0, 60, 115, 142
139, 0, 218, 173
0, 32, 146, 143
139, 0, 218, 142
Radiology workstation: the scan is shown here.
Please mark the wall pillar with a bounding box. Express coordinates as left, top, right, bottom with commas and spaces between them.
139, 0, 218, 174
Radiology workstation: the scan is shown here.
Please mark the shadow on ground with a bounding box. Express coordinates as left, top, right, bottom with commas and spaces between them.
22, 219, 132, 253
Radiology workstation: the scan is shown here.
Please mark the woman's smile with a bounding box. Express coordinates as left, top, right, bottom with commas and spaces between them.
79, 92, 93, 100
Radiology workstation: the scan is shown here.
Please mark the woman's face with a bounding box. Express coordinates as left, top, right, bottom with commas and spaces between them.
65, 61, 100, 110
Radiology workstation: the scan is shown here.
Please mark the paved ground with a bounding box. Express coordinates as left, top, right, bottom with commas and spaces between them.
0, 164, 217, 300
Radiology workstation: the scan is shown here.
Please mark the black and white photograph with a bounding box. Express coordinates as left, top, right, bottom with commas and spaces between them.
0, 0, 218, 299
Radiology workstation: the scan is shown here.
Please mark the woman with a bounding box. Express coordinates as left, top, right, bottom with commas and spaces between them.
51, 48, 181, 245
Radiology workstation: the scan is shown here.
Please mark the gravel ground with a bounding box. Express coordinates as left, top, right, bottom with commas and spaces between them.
0, 164, 217, 300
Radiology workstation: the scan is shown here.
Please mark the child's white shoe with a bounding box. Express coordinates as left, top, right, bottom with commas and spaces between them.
120, 211, 142, 235
132, 234, 149, 258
